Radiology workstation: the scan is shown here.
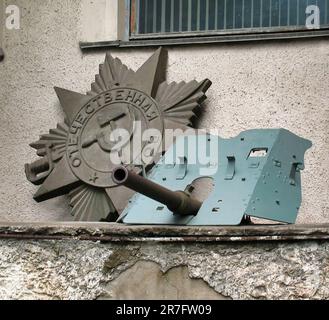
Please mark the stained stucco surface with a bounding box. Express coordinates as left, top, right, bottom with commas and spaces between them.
0, 238, 328, 300
0, 0, 328, 223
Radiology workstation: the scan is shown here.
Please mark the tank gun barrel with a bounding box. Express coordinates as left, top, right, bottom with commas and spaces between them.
112, 166, 202, 216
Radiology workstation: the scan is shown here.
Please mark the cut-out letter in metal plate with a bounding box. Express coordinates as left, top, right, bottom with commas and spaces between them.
119, 129, 312, 226
25, 48, 212, 221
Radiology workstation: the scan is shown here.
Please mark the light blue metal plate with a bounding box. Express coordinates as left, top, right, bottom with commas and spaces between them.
120, 129, 312, 225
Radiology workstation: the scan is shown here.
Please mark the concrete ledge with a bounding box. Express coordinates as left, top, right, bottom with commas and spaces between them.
1, 222, 329, 242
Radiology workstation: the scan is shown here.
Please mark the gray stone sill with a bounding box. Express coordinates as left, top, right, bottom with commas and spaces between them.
1, 222, 329, 243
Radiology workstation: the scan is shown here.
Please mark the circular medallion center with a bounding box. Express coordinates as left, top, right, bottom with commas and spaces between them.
66, 88, 163, 188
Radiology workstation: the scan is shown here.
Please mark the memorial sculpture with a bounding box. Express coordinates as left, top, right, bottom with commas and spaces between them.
25, 48, 212, 221
25, 48, 312, 225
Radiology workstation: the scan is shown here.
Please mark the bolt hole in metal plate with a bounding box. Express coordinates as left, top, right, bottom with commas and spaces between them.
121, 129, 312, 226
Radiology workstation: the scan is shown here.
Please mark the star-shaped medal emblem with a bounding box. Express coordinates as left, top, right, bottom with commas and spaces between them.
25, 48, 212, 221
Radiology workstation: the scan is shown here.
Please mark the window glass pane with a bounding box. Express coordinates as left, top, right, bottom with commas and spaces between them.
200, 0, 207, 31
244, 0, 252, 28
289, 0, 298, 26
191, 0, 198, 31
156, 0, 162, 32
253, 0, 262, 28
235, 0, 244, 29
139, 0, 146, 34
131, 0, 329, 37
173, 0, 180, 32
217, 0, 225, 30
271, 0, 280, 27
262, 0, 271, 27
318, 0, 328, 25
208, 0, 216, 30
146, 0, 154, 33
298, 0, 306, 27
279, 0, 288, 27
226, 0, 235, 29
182, 0, 189, 32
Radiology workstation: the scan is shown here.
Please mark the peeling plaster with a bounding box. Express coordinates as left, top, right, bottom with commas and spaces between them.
0, 239, 329, 300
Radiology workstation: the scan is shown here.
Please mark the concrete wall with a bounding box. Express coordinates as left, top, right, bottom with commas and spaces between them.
0, 0, 328, 223
0, 3, 3, 48
1, 236, 329, 300
80, 0, 118, 42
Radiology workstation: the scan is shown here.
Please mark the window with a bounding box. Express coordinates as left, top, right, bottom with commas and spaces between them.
130, 0, 329, 39
79, 0, 329, 49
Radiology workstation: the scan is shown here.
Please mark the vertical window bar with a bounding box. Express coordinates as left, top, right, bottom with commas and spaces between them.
188, 0, 192, 31
179, 0, 183, 31
287, 0, 290, 25
326, 0, 328, 24
161, 0, 166, 33
316, 0, 318, 27
144, 0, 148, 34
305, 0, 310, 27
242, 0, 245, 28
297, 0, 300, 25
153, 0, 157, 33
136, 0, 140, 34
224, 0, 227, 29
129, 0, 136, 35
206, 0, 210, 30
197, 0, 201, 31
215, 0, 218, 29
233, 0, 236, 28
278, 0, 281, 27
269, 0, 272, 27
165, 0, 171, 32
251, 0, 254, 28
170, 0, 174, 32
260, 0, 263, 27
316, 0, 319, 25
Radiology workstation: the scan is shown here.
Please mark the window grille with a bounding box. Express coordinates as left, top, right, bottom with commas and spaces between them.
130, 0, 329, 38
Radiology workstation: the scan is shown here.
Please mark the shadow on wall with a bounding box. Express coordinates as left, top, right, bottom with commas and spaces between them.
0, 48, 4, 62
99, 260, 230, 300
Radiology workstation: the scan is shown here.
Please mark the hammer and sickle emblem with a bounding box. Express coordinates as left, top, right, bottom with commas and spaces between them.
82, 107, 135, 152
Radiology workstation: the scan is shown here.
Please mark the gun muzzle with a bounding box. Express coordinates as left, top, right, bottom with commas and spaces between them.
112, 166, 202, 216
25, 157, 52, 185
